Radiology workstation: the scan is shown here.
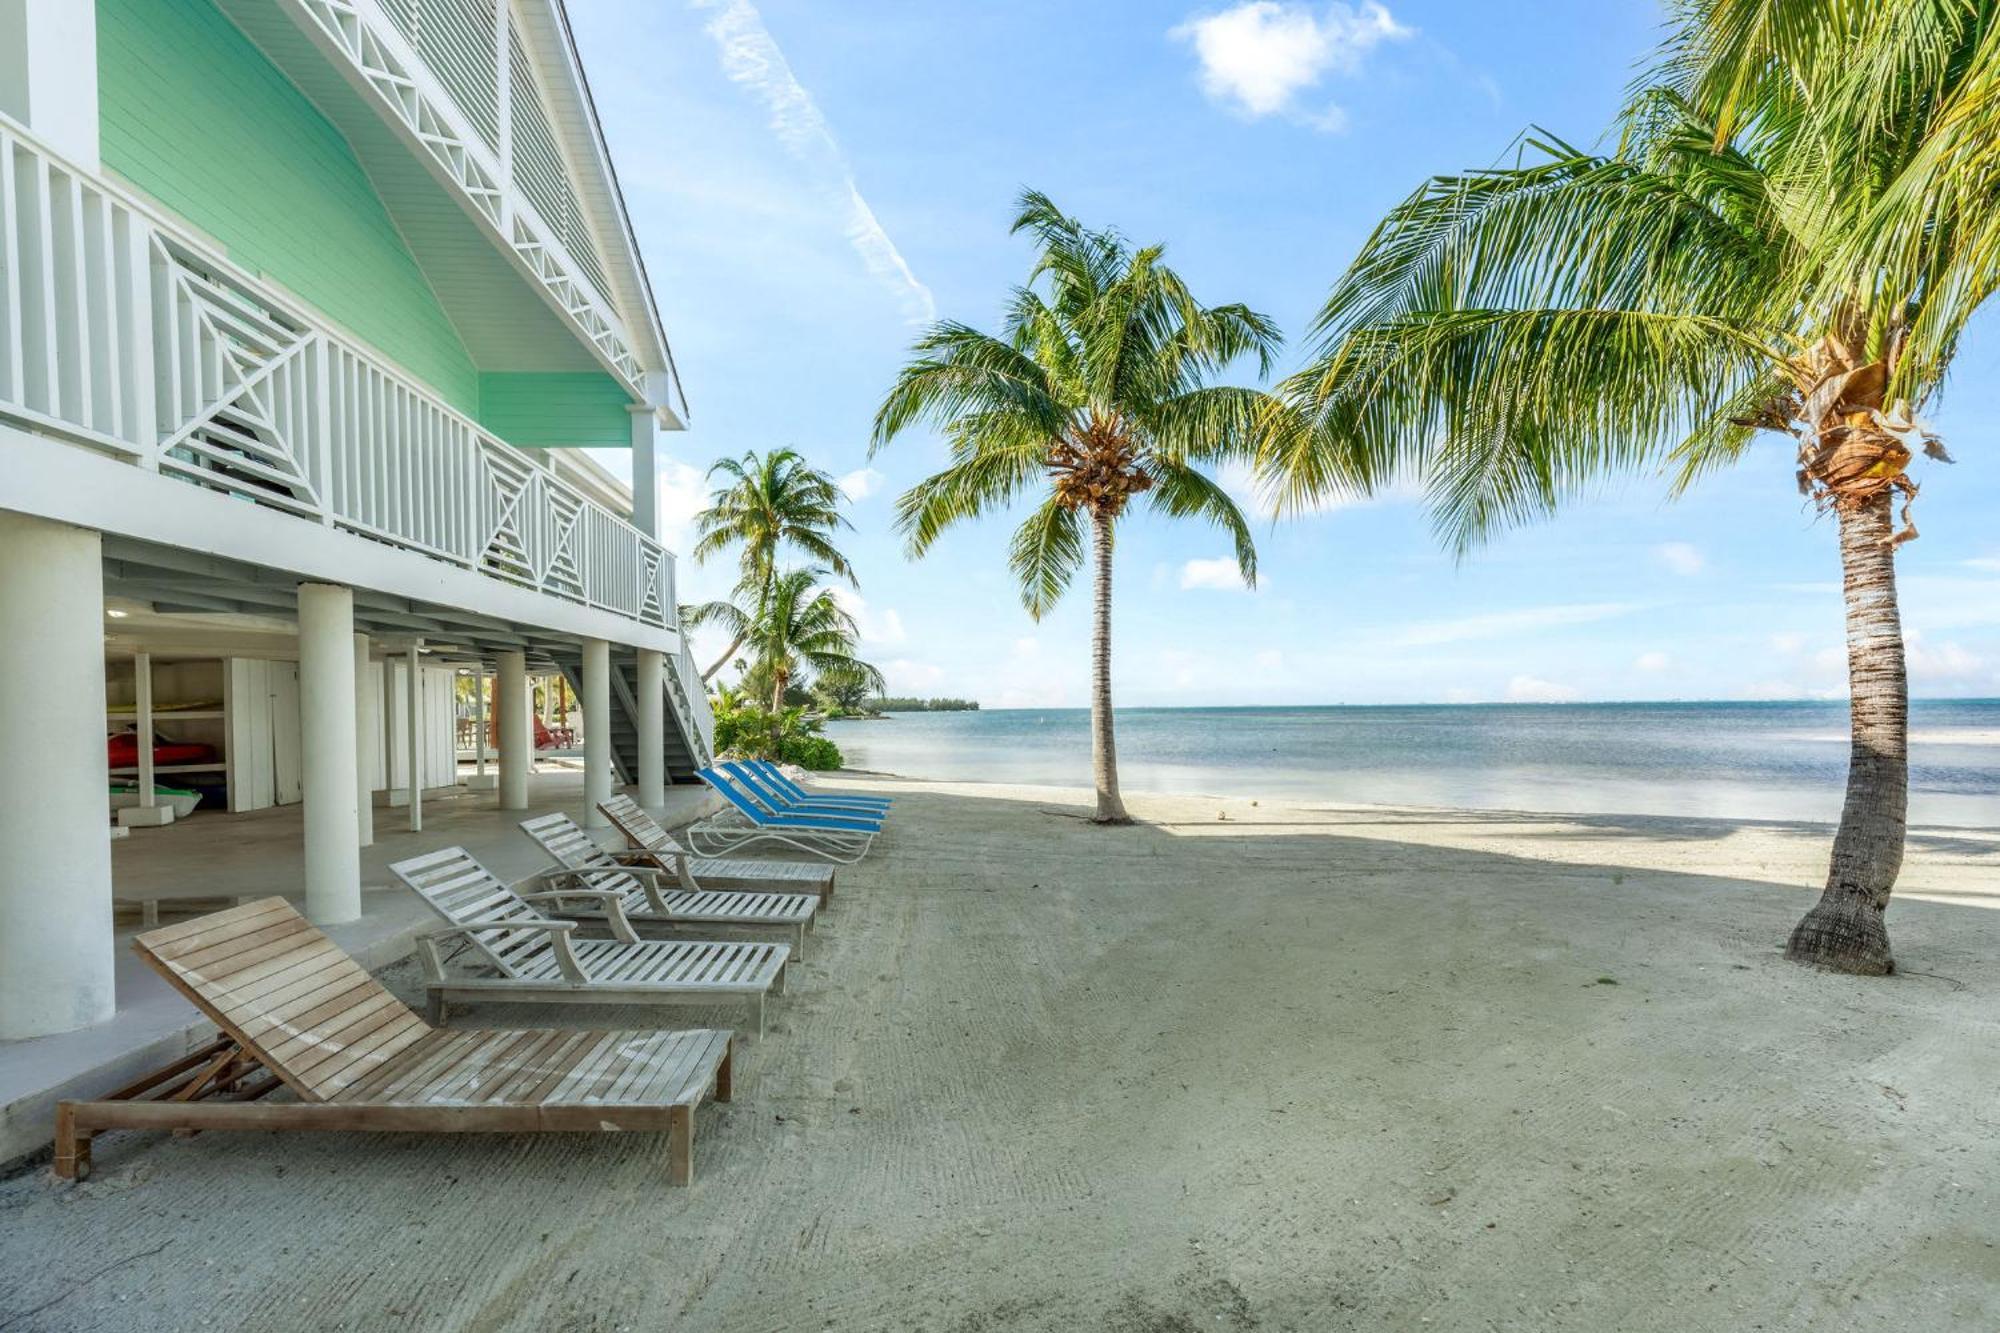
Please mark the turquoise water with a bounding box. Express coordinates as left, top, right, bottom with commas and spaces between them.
825, 701, 2000, 827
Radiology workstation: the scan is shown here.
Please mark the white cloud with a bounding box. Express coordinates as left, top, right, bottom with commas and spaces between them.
1180, 556, 1255, 591
654, 459, 710, 557
1906, 630, 1988, 685
691, 0, 936, 324
1634, 651, 1671, 673
838, 467, 885, 501
1385, 602, 1637, 649
1967, 556, 2000, 574
1769, 631, 1807, 655
1172, 2, 1411, 130
1254, 649, 1285, 670
881, 658, 944, 691
1654, 542, 1705, 576
1505, 675, 1580, 703
829, 587, 906, 646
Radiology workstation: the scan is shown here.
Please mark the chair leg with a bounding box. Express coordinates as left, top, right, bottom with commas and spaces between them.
667, 1104, 694, 1186
713, 1040, 733, 1103
427, 991, 449, 1026
53, 1104, 91, 1181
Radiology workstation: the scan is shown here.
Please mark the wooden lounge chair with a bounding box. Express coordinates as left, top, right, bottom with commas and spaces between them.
388, 848, 789, 1034
600, 793, 836, 905
53, 898, 733, 1186
518, 812, 818, 958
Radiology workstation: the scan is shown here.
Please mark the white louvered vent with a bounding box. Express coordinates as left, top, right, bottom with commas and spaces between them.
508, 26, 613, 303
379, 0, 502, 153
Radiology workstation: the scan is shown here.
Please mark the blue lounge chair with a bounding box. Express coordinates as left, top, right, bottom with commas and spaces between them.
691, 768, 880, 863
723, 762, 890, 822
746, 759, 892, 811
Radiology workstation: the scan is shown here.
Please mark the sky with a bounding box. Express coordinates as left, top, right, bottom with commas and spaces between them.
567, 0, 2000, 709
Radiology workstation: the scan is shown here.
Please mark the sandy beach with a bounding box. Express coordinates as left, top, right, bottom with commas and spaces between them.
3, 774, 1998, 1331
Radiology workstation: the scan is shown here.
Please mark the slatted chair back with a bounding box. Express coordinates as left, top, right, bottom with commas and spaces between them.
600, 794, 683, 855
135, 898, 430, 1102
518, 812, 646, 899
387, 847, 557, 979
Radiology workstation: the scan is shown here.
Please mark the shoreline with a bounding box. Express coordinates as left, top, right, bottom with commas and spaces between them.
831, 765, 2000, 836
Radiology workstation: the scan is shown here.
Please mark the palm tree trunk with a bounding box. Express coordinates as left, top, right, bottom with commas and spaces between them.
770, 669, 788, 757
1785, 492, 1907, 975
701, 631, 746, 683
1089, 514, 1131, 824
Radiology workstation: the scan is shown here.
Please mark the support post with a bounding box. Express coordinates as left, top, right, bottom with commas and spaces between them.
0, 514, 113, 1037
405, 640, 423, 832
134, 652, 153, 807
497, 650, 529, 811
630, 408, 660, 541
0, 0, 101, 169
354, 632, 374, 848
474, 668, 488, 775
298, 584, 361, 923
637, 648, 666, 808
466, 665, 496, 791
582, 638, 611, 827
116, 650, 171, 828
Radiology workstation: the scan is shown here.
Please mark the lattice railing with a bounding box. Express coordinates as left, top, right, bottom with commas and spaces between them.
0, 114, 675, 634
285, 0, 644, 392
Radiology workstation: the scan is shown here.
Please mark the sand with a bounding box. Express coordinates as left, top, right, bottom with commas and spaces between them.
3, 777, 1998, 1331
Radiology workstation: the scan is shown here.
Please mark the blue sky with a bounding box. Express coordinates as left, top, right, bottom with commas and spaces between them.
569, 0, 2000, 707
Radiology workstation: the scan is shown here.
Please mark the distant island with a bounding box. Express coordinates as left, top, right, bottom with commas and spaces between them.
867, 697, 980, 713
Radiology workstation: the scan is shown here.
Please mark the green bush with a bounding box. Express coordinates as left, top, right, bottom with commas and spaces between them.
708, 699, 844, 770
778, 732, 843, 771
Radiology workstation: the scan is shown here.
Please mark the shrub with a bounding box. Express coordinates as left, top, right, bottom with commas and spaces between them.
708, 699, 844, 770
779, 732, 843, 771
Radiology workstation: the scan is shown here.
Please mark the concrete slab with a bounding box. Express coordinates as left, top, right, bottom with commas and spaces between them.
0, 773, 721, 1167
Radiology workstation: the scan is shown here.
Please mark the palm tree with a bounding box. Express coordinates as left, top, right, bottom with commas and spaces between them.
1262, 2, 1989, 973
746, 568, 884, 743
873, 190, 1282, 824
690, 449, 856, 680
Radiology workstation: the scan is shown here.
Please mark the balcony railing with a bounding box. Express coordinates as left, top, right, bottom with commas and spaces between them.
0, 115, 673, 632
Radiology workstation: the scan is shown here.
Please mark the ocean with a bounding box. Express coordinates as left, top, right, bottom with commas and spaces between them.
825, 700, 2000, 827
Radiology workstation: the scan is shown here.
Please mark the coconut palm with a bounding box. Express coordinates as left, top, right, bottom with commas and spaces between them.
873, 190, 1282, 824
690, 449, 856, 680
1261, 1, 1990, 973
746, 568, 884, 730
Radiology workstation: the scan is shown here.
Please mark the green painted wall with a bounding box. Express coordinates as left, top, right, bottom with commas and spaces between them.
478, 373, 633, 448
96, 0, 480, 413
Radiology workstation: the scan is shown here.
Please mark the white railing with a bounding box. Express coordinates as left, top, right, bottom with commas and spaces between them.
0, 115, 674, 633
671, 640, 716, 764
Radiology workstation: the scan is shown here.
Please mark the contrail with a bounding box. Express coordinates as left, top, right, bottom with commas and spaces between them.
691, 0, 937, 325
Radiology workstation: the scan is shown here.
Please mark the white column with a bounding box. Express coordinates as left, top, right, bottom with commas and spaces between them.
0, 0, 101, 169
353, 632, 374, 848
497, 649, 529, 811
115, 649, 170, 828
582, 639, 612, 827
298, 584, 360, 924
636, 648, 666, 808
133, 651, 154, 805
473, 668, 488, 776
0, 513, 113, 1037
629, 408, 660, 541
405, 641, 423, 832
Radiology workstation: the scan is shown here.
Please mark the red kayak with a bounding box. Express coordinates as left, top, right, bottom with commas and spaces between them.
108, 732, 219, 768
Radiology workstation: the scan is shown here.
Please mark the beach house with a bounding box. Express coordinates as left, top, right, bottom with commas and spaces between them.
0, 0, 712, 1091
